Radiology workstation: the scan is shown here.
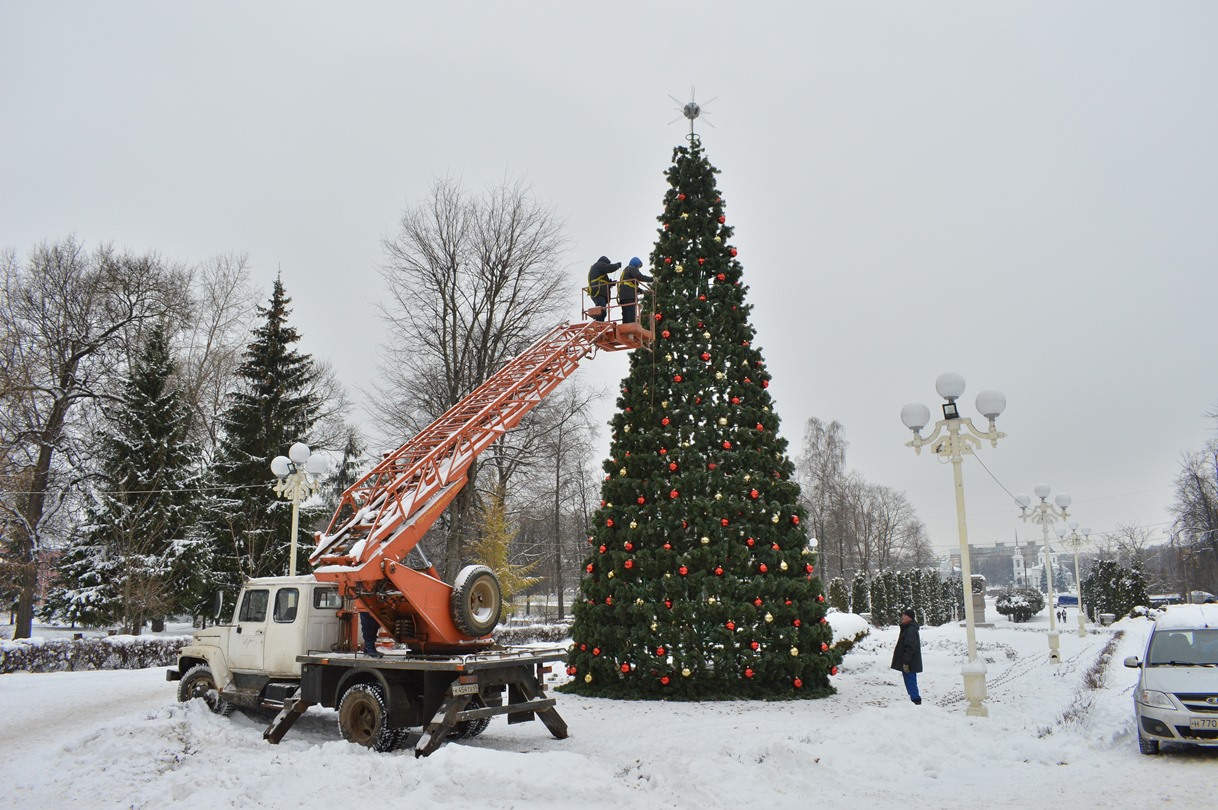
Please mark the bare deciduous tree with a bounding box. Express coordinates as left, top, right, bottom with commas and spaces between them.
0, 238, 187, 638
373, 177, 569, 579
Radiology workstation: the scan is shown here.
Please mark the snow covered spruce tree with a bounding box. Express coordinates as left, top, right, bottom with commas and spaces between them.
564, 136, 839, 699
205, 277, 321, 587
42, 325, 209, 631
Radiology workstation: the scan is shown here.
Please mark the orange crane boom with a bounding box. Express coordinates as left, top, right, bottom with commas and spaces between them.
311, 317, 649, 652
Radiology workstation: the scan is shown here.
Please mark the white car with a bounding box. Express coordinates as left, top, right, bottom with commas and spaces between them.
1123, 604, 1218, 755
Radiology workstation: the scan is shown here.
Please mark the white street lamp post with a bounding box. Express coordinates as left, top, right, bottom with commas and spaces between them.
901, 372, 1007, 718
271, 442, 328, 577
1056, 522, 1090, 636
1016, 485, 1071, 664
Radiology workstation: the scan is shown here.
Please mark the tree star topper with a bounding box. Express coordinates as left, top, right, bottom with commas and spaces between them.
669, 87, 716, 136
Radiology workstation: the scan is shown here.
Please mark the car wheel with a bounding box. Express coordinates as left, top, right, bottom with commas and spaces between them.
1138, 733, 1160, 755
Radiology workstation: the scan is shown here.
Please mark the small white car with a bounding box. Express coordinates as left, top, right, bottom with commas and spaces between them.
1123, 604, 1218, 755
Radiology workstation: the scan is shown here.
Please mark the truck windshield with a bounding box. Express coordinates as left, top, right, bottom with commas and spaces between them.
1148, 628, 1218, 666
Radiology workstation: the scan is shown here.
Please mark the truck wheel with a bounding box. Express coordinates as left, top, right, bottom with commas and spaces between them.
451, 696, 491, 740
177, 664, 232, 716
338, 683, 399, 752
451, 565, 501, 637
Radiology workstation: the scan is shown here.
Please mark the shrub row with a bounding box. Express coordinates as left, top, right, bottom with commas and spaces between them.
1, 635, 191, 675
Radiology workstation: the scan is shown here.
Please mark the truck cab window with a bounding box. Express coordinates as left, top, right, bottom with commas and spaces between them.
314, 588, 342, 610
274, 588, 300, 623
238, 589, 269, 623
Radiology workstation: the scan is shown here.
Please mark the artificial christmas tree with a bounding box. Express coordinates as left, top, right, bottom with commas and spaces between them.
564, 136, 839, 699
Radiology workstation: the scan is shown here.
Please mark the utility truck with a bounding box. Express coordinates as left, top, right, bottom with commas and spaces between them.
169, 315, 651, 755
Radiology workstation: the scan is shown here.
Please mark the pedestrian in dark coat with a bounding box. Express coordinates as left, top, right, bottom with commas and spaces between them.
890, 607, 923, 704
617, 257, 653, 324
587, 256, 620, 321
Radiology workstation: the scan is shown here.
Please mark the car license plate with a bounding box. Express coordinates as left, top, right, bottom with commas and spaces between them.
451, 682, 479, 695
1189, 717, 1218, 730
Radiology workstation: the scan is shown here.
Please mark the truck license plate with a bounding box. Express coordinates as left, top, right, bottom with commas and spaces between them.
1189, 717, 1218, 730
451, 682, 479, 695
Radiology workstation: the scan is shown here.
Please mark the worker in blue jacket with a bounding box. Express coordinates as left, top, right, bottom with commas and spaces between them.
617, 257, 653, 324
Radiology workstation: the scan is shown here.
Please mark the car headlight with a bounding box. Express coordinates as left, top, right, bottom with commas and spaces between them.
1138, 690, 1175, 710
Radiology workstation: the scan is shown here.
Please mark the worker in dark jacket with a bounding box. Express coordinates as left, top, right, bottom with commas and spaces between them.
617, 257, 653, 324
587, 256, 620, 321
890, 608, 923, 704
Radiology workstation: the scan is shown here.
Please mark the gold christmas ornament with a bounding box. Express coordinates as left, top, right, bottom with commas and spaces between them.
715, 493, 723, 500
771, 514, 781, 523
584, 673, 593, 683
707, 596, 717, 605
715, 372, 724, 380
608, 571, 615, 579
664, 572, 673, 579
662, 400, 669, 408
701, 536, 710, 545
636, 598, 644, 606
791, 647, 799, 657
619, 468, 627, 476
665, 353, 673, 361
718, 417, 727, 426
780, 561, 789, 571
765, 612, 774, 623
630, 521, 638, 529
703, 331, 711, 339
682, 667, 691, 677
714, 236, 722, 243
651, 622, 658, 631
744, 474, 752, 482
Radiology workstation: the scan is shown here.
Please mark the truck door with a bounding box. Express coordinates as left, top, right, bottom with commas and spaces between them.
228, 588, 270, 671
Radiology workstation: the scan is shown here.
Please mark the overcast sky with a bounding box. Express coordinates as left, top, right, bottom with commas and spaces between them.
4, 2, 1216, 559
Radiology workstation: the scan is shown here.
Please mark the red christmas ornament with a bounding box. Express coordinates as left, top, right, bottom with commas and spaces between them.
698, 295, 706, 301
743, 340, 750, 347
745, 667, 754, 678
661, 330, 671, 338
661, 417, 670, 426
668, 462, 678, 472
791, 515, 800, 525
751, 640, 760, 651
625, 407, 631, 413
718, 215, 726, 223
677, 193, 686, 200
794, 677, 803, 688
750, 489, 759, 499
698, 258, 705, 265
723, 441, 732, 450
716, 273, 725, 282
655, 312, 664, 321
756, 423, 764, 431
677, 565, 690, 577
624, 559, 634, 569
670, 489, 679, 499
656, 646, 666, 656
567, 666, 577, 675
637, 496, 646, 505
763, 380, 770, 389
730, 248, 738, 257
673, 374, 683, 382
793, 619, 801, 627
816, 594, 825, 603
830, 666, 839, 676
661, 675, 671, 685
682, 520, 688, 529
753, 597, 763, 607
618, 662, 630, 674
600, 500, 606, 507
598, 545, 606, 553
663, 542, 672, 550
580, 643, 587, 651
624, 541, 634, 551
820, 642, 829, 652
659, 448, 667, 455
701, 352, 711, 362
665, 599, 673, 609
772, 543, 781, 551
695, 396, 702, 404
585, 563, 594, 573
663, 223, 669, 230
759, 563, 768, 574
708, 462, 717, 470
731, 397, 740, 404
606, 518, 615, 527
605, 596, 613, 605
715, 566, 724, 576
592, 647, 601, 656
726, 620, 736, 631
744, 377, 752, 384
664, 257, 672, 264
805, 564, 814, 574
784, 599, 792, 605
719, 518, 729, 527
746, 537, 756, 547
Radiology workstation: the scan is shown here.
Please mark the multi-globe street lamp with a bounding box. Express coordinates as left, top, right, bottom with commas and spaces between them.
1016, 485, 1070, 664
901, 372, 1007, 718
1056, 522, 1090, 636
271, 442, 327, 577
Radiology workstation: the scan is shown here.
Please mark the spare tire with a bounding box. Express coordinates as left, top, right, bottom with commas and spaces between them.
451, 565, 502, 637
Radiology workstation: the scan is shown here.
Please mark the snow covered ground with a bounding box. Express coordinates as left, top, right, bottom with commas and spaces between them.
2, 609, 1215, 809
